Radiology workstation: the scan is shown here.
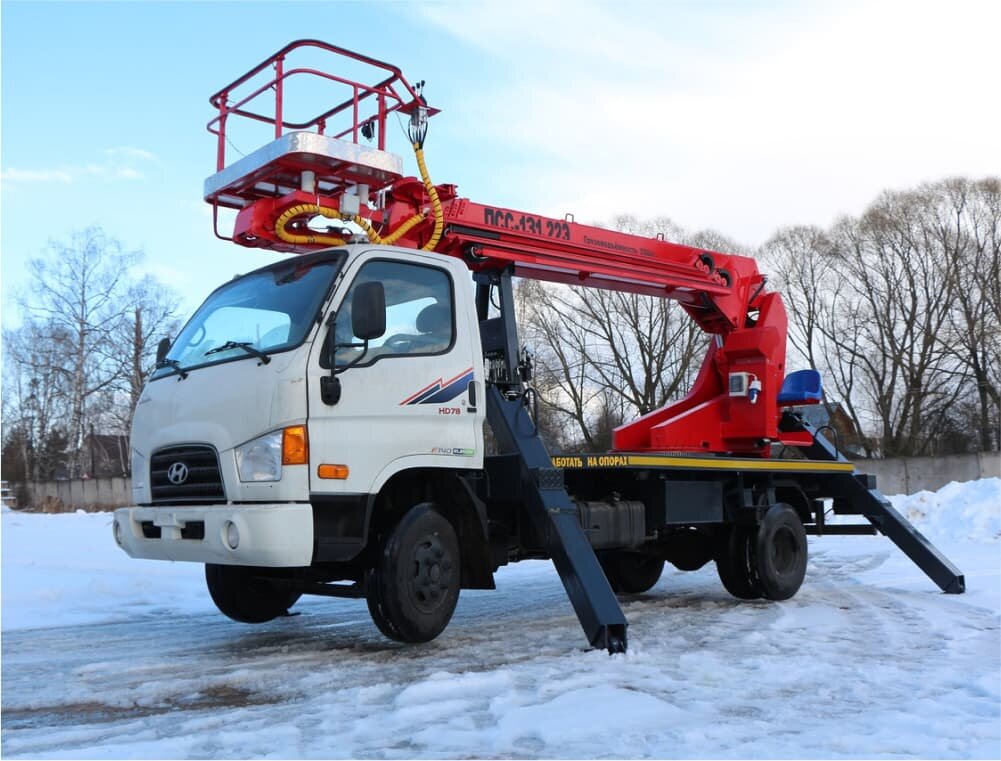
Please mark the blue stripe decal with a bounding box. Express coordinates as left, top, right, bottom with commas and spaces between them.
409, 385, 445, 405
405, 369, 475, 405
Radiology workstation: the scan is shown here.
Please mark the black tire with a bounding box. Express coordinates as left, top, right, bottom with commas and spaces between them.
754, 503, 808, 600
715, 525, 763, 600
364, 568, 403, 641
599, 551, 665, 594
365, 503, 460, 643
205, 564, 301, 623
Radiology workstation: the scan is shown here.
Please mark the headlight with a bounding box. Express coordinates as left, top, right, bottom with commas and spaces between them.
235, 431, 283, 482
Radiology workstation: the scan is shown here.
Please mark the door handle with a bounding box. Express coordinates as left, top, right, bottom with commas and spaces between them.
466, 380, 477, 413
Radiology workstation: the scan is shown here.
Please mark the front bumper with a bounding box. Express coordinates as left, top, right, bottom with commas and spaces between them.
113, 503, 313, 567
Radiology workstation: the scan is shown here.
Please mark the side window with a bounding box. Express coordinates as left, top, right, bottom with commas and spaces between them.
322, 260, 454, 367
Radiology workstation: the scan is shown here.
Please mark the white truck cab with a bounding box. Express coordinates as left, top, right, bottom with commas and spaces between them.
115, 244, 488, 639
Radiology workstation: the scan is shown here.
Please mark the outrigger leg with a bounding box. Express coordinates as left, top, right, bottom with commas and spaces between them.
487, 387, 628, 652
780, 411, 965, 593
477, 268, 627, 652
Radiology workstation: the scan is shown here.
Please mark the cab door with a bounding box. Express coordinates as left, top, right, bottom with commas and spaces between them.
306, 250, 484, 497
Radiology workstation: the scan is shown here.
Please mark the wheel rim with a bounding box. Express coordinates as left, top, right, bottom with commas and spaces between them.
409, 533, 454, 613
770, 526, 799, 577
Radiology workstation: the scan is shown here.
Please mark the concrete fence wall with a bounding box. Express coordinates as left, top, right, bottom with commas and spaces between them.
849, 452, 1001, 496
15, 477, 132, 513
7, 452, 1000, 512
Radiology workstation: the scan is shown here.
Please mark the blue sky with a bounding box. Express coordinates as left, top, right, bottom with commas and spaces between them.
3, 0, 999, 326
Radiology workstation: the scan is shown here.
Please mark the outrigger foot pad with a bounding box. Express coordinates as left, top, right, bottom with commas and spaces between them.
603, 626, 628, 654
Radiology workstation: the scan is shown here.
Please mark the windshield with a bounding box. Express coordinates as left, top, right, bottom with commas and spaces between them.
152, 253, 344, 380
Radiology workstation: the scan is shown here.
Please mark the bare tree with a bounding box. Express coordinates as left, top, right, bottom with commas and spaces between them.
929, 178, 1001, 451
761, 225, 879, 455
1, 321, 74, 479
763, 178, 1000, 456
518, 215, 714, 450
4, 227, 181, 479
106, 276, 183, 440
760, 225, 835, 371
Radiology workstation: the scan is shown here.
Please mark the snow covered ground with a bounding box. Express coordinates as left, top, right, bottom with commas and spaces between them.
2, 479, 999, 759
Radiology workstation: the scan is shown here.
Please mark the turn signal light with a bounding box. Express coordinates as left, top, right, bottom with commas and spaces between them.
282, 425, 309, 465
317, 464, 350, 480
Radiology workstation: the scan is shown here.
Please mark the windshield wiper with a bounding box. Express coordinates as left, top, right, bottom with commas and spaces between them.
155, 358, 188, 379
204, 341, 272, 365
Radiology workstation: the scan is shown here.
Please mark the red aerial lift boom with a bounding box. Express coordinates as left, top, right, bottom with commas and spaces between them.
205, 39, 804, 458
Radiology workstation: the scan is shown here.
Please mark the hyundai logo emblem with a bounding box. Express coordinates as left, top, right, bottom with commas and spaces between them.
167, 462, 189, 485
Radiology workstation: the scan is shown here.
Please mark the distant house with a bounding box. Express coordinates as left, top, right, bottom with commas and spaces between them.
83, 433, 129, 478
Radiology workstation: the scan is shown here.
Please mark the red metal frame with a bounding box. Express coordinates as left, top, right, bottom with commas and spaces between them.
206, 42, 807, 457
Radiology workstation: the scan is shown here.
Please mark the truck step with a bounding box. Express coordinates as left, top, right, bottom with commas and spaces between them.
296, 581, 366, 599
805, 524, 877, 535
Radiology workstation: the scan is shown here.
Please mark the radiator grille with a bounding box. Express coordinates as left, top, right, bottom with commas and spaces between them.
150, 445, 225, 503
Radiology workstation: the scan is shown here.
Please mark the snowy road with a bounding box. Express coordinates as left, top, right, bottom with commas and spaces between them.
2, 482, 1000, 758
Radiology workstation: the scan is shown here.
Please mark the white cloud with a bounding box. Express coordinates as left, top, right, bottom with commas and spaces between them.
1, 159, 145, 186
0, 168, 75, 183
115, 167, 144, 180
1, 145, 158, 186
418, 0, 1001, 244
103, 146, 158, 161
417, 2, 683, 72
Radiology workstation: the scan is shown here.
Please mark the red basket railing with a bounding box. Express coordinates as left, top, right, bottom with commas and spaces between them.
206, 39, 436, 172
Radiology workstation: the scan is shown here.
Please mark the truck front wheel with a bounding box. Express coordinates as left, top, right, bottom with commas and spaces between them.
205, 564, 301, 623
365, 503, 461, 643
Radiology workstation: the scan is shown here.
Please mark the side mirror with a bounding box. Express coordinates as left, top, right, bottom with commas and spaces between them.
155, 337, 171, 364
351, 281, 386, 341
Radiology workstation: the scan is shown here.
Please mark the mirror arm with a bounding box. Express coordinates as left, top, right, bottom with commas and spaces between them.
322, 317, 373, 406
332, 339, 370, 376
321, 316, 342, 406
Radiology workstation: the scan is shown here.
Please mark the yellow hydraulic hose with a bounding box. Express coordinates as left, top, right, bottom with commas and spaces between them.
274, 204, 348, 247
274, 143, 444, 250
414, 144, 443, 251
352, 212, 424, 245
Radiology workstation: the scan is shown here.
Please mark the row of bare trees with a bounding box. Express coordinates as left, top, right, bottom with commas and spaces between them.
2, 227, 181, 480
520, 178, 1000, 457
763, 177, 999, 456
2, 178, 995, 478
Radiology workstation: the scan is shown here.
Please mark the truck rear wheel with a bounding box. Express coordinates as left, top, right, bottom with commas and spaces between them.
599, 551, 665, 594
715, 525, 763, 600
754, 503, 807, 600
365, 503, 460, 643
205, 564, 301, 623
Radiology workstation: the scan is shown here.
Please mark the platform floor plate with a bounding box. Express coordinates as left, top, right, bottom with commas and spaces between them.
204, 131, 404, 208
